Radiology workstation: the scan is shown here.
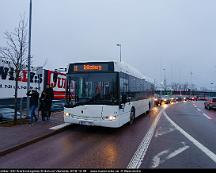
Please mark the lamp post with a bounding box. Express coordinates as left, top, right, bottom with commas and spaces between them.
190, 72, 193, 96
27, 0, 32, 114
163, 68, 166, 92
210, 82, 214, 92
116, 44, 121, 62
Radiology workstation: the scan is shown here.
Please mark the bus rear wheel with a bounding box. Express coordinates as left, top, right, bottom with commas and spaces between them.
129, 108, 135, 125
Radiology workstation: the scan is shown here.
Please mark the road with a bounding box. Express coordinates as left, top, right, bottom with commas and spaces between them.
0, 101, 216, 168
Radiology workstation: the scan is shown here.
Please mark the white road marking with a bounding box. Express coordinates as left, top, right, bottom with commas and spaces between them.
152, 150, 169, 168
166, 145, 189, 160
197, 108, 201, 112
151, 142, 189, 168
194, 107, 212, 120
164, 111, 216, 163
127, 108, 166, 169
203, 113, 212, 120
155, 127, 175, 138
50, 123, 71, 130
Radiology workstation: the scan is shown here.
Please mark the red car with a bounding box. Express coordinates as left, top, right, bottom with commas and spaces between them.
204, 97, 216, 110
189, 96, 198, 101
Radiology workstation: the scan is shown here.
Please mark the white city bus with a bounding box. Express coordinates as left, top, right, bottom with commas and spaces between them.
64, 61, 154, 128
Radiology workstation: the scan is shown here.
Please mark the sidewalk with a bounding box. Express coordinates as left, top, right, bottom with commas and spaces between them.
0, 111, 69, 156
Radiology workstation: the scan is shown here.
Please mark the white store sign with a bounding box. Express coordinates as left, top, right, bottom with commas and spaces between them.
0, 59, 44, 99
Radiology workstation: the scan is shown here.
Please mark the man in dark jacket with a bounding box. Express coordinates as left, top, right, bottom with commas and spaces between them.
40, 84, 54, 120
27, 90, 39, 123
46, 84, 54, 120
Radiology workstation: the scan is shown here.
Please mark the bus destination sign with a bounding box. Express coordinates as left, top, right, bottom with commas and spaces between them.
70, 62, 114, 73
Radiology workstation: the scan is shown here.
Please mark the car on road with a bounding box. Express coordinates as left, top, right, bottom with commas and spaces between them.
161, 95, 171, 104
175, 95, 188, 102
169, 96, 176, 103
0, 108, 22, 121
204, 97, 216, 110
175, 96, 183, 102
154, 96, 162, 106
183, 96, 189, 101
189, 96, 198, 101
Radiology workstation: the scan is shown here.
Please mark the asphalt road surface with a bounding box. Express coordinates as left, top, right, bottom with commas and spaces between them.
0, 101, 216, 169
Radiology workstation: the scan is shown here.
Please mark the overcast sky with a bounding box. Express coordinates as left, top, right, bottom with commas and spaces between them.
1, 0, 216, 89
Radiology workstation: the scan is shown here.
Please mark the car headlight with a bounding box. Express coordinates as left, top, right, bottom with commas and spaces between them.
154, 98, 158, 101
64, 112, 70, 117
105, 115, 117, 121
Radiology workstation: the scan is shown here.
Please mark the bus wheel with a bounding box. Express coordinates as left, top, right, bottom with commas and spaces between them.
129, 108, 135, 125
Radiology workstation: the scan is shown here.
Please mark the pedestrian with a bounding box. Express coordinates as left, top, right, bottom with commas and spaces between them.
39, 84, 54, 121
39, 90, 49, 121
45, 84, 54, 120
27, 89, 39, 123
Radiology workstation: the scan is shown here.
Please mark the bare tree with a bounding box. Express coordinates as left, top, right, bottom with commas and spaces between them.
0, 18, 28, 123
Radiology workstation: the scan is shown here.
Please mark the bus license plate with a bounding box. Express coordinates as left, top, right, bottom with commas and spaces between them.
79, 121, 93, 126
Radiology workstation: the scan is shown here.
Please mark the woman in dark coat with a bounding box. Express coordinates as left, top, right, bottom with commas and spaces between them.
39, 85, 54, 121
39, 91, 50, 121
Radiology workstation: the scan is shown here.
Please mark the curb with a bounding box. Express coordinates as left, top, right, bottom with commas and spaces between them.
0, 124, 71, 157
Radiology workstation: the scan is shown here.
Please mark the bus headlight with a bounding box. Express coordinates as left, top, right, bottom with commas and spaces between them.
64, 112, 70, 117
105, 115, 117, 121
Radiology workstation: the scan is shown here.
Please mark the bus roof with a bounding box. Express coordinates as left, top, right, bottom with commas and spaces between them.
68, 60, 154, 83
113, 61, 154, 83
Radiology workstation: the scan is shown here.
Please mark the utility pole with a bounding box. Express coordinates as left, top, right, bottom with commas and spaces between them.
27, 0, 32, 115
163, 68, 166, 93
190, 72, 193, 96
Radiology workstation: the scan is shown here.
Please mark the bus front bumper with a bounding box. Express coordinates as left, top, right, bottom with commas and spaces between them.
64, 116, 122, 128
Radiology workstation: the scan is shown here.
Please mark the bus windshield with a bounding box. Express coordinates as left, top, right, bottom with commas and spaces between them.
65, 73, 118, 107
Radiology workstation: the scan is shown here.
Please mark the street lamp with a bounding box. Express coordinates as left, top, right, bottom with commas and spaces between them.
163, 68, 166, 92
116, 44, 121, 62
210, 82, 214, 92
190, 72, 193, 96
27, 0, 32, 114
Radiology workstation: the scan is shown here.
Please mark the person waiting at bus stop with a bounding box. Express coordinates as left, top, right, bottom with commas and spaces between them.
26, 90, 39, 123
45, 84, 54, 119
39, 84, 54, 121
